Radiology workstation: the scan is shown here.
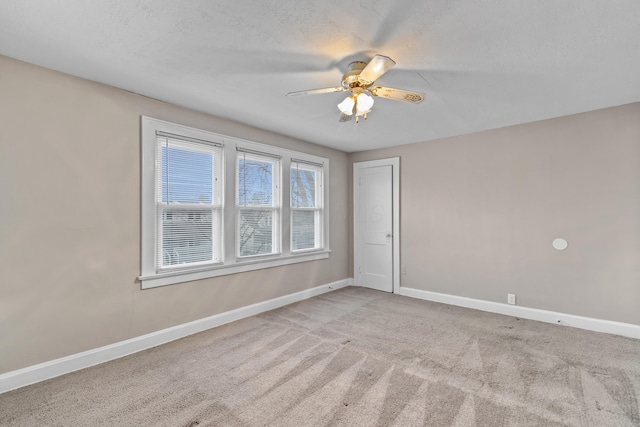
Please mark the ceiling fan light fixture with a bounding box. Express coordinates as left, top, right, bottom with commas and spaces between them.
337, 96, 355, 115
356, 92, 374, 114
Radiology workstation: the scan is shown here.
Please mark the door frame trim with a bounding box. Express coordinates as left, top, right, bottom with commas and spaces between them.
353, 157, 400, 293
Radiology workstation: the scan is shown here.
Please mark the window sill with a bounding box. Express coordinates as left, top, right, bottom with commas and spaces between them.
138, 250, 331, 289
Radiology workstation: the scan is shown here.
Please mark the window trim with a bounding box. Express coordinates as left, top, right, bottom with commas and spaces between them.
140, 117, 330, 289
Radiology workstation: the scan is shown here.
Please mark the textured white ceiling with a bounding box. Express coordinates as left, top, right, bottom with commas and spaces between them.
1, 1, 639, 152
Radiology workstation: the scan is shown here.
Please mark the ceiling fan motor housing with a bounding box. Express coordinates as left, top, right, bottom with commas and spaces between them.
341, 61, 368, 88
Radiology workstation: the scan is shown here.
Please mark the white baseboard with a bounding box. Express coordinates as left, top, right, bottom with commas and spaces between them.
398, 286, 640, 340
0, 278, 353, 395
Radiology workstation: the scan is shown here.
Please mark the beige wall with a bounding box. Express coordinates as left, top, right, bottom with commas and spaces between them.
351, 102, 640, 326
0, 55, 350, 374
3, 51, 639, 376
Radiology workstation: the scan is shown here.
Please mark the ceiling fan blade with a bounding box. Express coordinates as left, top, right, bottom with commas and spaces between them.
286, 86, 346, 97
358, 54, 396, 84
370, 86, 425, 104
338, 112, 354, 122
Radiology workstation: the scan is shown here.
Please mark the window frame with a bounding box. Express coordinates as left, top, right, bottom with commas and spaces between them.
235, 149, 282, 259
140, 117, 330, 289
155, 134, 224, 271
290, 160, 324, 253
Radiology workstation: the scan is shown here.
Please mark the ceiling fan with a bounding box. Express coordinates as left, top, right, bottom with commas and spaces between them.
286, 54, 425, 123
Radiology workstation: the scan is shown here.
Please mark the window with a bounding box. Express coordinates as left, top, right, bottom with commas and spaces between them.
236, 150, 281, 258
156, 133, 222, 269
140, 117, 330, 289
291, 160, 323, 251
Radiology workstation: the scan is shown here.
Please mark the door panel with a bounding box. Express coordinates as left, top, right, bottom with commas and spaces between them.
357, 165, 393, 292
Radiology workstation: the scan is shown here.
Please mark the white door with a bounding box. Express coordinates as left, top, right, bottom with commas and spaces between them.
354, 158, 399, 293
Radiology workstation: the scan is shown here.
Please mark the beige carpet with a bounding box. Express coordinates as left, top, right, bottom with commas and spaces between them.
1, 287, 639, 426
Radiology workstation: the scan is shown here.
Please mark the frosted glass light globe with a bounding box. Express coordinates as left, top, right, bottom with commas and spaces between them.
337, 96, 355, 115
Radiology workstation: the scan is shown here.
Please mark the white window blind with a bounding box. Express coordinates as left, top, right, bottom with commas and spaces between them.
290, 160, 323, 251
155, 132, 223, 270
236, 149, 281, 258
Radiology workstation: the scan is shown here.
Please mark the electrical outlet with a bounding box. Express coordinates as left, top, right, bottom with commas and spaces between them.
401, 266, 407, 275
507, 293, 516, 305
